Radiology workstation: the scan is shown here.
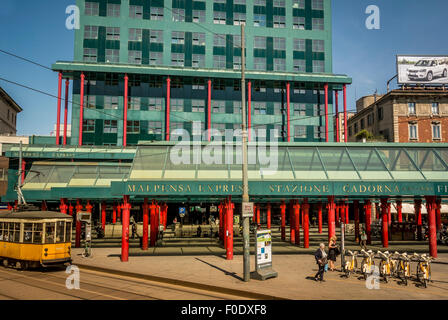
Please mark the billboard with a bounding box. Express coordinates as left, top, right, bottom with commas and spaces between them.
397, 55, 448, 85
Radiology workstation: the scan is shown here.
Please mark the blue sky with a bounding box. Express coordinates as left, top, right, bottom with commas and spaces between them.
0, 0, 448, 136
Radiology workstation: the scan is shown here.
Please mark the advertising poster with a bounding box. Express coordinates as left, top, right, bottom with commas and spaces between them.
256, 230, 272, 266
397, 55, 448, 85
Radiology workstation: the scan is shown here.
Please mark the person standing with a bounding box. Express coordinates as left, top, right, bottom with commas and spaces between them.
360, 228, 367, 250
328, 235, 339, 271
314, 243, 328, 282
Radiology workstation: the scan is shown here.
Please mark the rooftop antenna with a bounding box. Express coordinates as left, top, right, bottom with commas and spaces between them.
17, 141, 27, 206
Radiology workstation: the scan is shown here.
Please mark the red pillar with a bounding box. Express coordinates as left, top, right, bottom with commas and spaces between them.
79, 72, 85, 146
286, 82, 291, 142
324, 83, 329, 142
226, 197, 234, 260
60, 198, 68, 215
224, 201, 228, 248
388, 202, 392, 226
302, 199, 310, 248
112, 203, 117, 224
155, 204, 161, 240
248, 81, 252, 142
294, 201, 300, 246
343, 84, 348, 142
75, 200, 83, 248
327, 196, 336, 243
7, 203, 12, 210
14, 200, 17, 210
149, 201, 157, 247
425, 196, 438, 258
166, 77, 171, 141
267, 203, 271, 229
364, 200, 372, 245
68, 203, 74, 216
56, 72, 62, 145
117, 203, 122, 222
280, 201, 286, 240
335, 90, 339, 142
218, 202, 224, 241
335, 203, 340, 225
289, 200, 295, 244
123, 74, 129, 147
397, 200, 403, 223
207, 79, 212, 142
142, 198, 149, 250
121, 195, 131, 262
354, 200, 360, 241
63, 78, 69, 145
415, 199, 423, 241
436, 198, 442, 231
256, 204, 260, 226
21, 159, 26, 184
317, 202, 323, 234
345, 203, 349, 223
101, 202, 106, 231
380, 198, 389, 248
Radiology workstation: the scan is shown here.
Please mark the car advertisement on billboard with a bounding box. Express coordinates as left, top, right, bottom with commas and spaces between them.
397, 55, 448, 85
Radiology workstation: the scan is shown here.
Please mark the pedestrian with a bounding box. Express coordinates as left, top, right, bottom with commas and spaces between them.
360, 228, 367, 250
130, 215, 137, 239
314, 243, 327, 282
328, 235, 339, 271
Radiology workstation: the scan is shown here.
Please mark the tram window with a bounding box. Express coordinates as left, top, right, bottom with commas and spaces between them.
33, 223, 43, 244
56, 221, 65, 243
7, 223, 14, 242
45, 222, 56, 244
65, 222, 72, 243
24, 223, 33, 243
13, 223, 20, 242
0, 222, 3, 241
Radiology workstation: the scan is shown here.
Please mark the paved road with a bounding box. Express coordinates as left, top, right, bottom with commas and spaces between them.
0, 266, 252, 300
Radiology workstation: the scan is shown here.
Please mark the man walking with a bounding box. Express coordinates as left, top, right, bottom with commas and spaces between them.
314, 243, 327, 282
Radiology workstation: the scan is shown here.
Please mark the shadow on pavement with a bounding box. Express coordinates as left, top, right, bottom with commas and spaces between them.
194, 258, 243, 282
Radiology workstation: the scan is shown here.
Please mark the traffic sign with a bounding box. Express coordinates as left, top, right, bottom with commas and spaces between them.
179, 207, 186, 217
241, 202, 254, 218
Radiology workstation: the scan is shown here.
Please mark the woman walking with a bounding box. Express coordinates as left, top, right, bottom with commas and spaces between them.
328, 235, 338, 271
314, 243, 327, 282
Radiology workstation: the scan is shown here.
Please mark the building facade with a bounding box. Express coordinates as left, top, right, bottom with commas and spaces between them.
52, 0, 351, 146
348, 89, 448, 143
0, 87, 22, 136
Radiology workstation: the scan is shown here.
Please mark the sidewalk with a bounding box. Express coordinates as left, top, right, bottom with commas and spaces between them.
72, 246, 448, 300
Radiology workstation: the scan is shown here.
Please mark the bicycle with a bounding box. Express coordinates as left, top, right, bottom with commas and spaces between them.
413, 253, 434, 288
343, 250, 358, 278
377, 251, 395, 283
396, 252, 412, 286
360, 249, 375, 280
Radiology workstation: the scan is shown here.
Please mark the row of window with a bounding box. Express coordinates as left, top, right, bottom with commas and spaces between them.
408, 102, 440, 115
409, 122, 442, 140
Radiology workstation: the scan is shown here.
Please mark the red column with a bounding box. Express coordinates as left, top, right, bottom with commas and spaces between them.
302, 199, 310, 248
248, 81, 252, 142
166, 77, 171, 141
41, 201, 47, 211
397, 200, 403, 223
415, 199, 423, 241
79, 72, 85, 146
425, 196, 438, 258
63, 79, 69, 145
335, 90, 339, 142
224, 201, 228, 248
346, 203, 350, 223
364, 200, 372, 245
101, 202, 106, 231
218, 202, 223, 241
289, 200, 295, 244
226, 197, 234, 260
207, 79, 212, 142
117, 203, 122, 222
280, 201, 286, 240
335, 203, 340, 225
256, 204, 260, 226
14, 200, 17, 210
294, 201, 301, 246
7, 203, 12, 210
380, 198, 389, 248
354, 200, 360, 241
123, 74, 129, 147
388, 202, 392, 226
112, 203, 117, 224
267, 203, 271, 229
317, 202, 323, 234
56, 72, 62, 145
121, 195, 131, 262
343, 84, 348, 142
86, 201, 93, 214
324, 83, 329, 142
436, 198, 442, 231
75, 200, 83, 248
286, 82, 291, 142
21, 159, 26, 184
68, 203, 74, 216
60, 198, 68, 215
149, 201, 157, 247
142, 198, 149, 250
327, 196, 336, 243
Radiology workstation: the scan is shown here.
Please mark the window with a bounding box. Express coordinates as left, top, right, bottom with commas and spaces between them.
192, 79, 205, 90
128, 50, 142, 64
312, 40, 324, 52
192, 54, 205, 68
293, 39, 305, 51
294, 125, 307, 138
253, 81, 266, 92
149, 77, 163, 88
150, 30, 163, 43
233, 35, 241, 48
83, 119, 95, 132
149, 98, 163, 111
312, 18, 324, 30
213, 123, 226, 133
212, 101, 225, 113
192, 100, 205, 112
273, 0, 285, 7
170, 122, 184, 133
254, 58, 266, 71
293, 103, 306, 116
233, 79, 241, 91
378, 107, 383, 120
172, 8, 185, 22
274, 58, 286, 71
312, 60, 325, 73
314, 126, 325, 139
273, 81, 283, 93
213, 34, 226, 47
432, 123, 441, 140
234, 0, 246, 4
254, 102, 267, 115
105, 49, 119, 63
83, 96, 96, 109
171, 77, 183, 88
127, 121, 140, 134
233, 101, 242, 114
129, 5, 143, 19
83, 48, 97, 62
45, 222, 55, 244
293, 0, 305, 9
273, 37, 286, 50
85, 2, 99, 16
192, 122, 205, 136
354, 123, 358, 133
148, 121, 162, 135
233, 56, 241, 70
128, 97, 141, 110
367, 113, 373, 126
171, 99, 184, 112
408, 102, 416, 115
150, 7, 164, 20
254, 14, 266, 27
107, 4, 120, 17
171, 53, 184, 66
172, 31, 185, 44
104, 120, 118, 133
233, 12, 246, 25
293, 59, 306, 72
273, 15, 286, 28
213, 11, 226, 24
432, 102, 439, 115
193, 10, 206, 23
293, 16, 305, 29
313, 104, 325, 116
192, 33, 205, 46
273, 102, 283, 115
360, 118, 365, 130
84, 26, 98, 39
104, 96, 119, 109
254, 36, 266, 49
213, 79, 226, 90
213, 55, 226, 69
409, 123, 418, 140
312, 0, 324, 10
22, 223, 44, 244
149, 52, 163, 65
254, 0, 266, 5
129, 28, 142, 41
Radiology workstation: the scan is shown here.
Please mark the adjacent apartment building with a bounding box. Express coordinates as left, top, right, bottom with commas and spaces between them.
51, 0, 351, 146
348, 89, 448, 143
0, 87, 22, 136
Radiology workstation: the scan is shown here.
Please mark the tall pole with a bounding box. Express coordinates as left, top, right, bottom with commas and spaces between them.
241, 24, 250, 282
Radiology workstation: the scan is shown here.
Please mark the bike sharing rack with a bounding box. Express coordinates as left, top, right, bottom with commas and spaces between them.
251, 229, 278, 281
77, 211, 92, 258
